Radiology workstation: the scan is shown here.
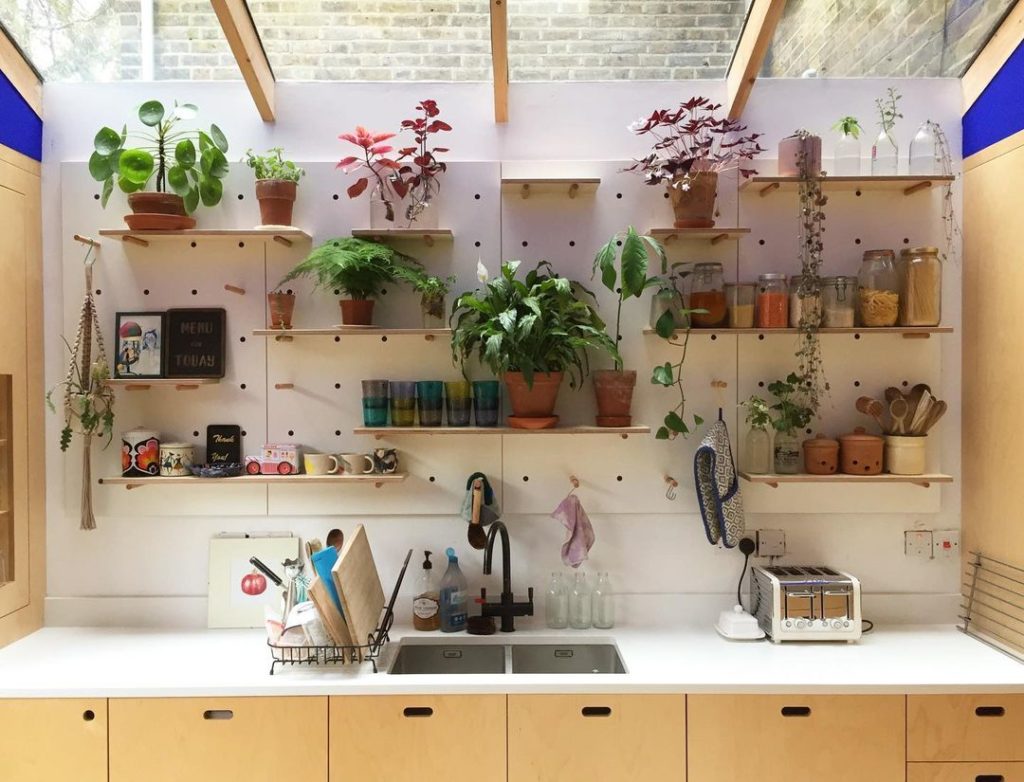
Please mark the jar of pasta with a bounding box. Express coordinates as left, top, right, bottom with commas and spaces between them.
822, 276, 857, 328
898, 246, 942, 326
789, 274, 821, 328
689, 262, 727, 327
756, 273, 789, 328
857, 250, 899, 327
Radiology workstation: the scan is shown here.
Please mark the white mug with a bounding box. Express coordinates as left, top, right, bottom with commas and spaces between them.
340, 453, 374, 474
304, 453, 340, 475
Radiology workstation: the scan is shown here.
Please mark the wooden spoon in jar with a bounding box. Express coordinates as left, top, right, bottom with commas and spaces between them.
856, 396, 887, 431
889, 397, 910, 435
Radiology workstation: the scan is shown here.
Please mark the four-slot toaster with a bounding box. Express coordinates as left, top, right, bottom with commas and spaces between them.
749, 565, 862, 643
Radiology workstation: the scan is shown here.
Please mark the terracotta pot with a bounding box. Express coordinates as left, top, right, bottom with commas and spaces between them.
504, 371, 563, 420
267, 292, 296, 329
339, 299, 375, 326
593, 369, 636, 427
255, 179, 297, 226
669, 172, 717, 228
128, 192, 186, 216
839, 426, 884, 475
803, 432, 839, 475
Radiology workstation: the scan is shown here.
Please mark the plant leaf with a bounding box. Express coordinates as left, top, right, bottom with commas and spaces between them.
198, 175, 223, 206
655, 426, 671, 440
664, 411, 686, 433
593, 239, 617, 293
210, 124, 229, 153
88, 151, 113, 181
183, 186, 200, 213
118, 149, 154, 185
167, 165, 190, 196
620, 227, 648, 298
138, 100, 165, 127
175, 139, 196, 168
93, 126, 121, 155
655, 308, 677, 339
693, 414, 705, 426
347, 178, 369, 199
651, 362, 674, 386
200, 146, 229, 179
172, 102, 198, 120
100, 176, 114, 207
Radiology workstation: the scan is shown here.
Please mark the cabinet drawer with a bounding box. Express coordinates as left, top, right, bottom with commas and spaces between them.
908, 763, 1024, 782
508, 694, 686, 782
909, 695, 1024, 761
329, 695, 505, 782
0, 698, 107, 782
110, 696, 327, 781
689, 695, 905, 782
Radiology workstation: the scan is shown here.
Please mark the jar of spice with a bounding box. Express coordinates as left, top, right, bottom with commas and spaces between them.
756, 273, 789, 329
822, 275, 857, 328
898, 246, 942, 326
725, 282, 756, 328
689, 262, 727, 327
857, 250, 900, 327
789, 275, 821, 329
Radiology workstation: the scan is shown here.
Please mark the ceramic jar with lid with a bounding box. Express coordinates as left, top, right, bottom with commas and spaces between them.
898, 246, 942, 327
884, 435, 927, 475
857, 250, 900, 327
689, 262, 727, 327
803, 433, 839, 475
839, 427, 884, 475
757, 273, 789, 329
822, 275, 857, 328
159, 443, 195, 477
122, 429, 160, 477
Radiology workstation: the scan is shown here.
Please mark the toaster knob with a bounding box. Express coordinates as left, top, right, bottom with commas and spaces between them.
796, 620, 806, 629
832, 620, 843, 629
843, 620, 850, 628
785, 620, 792, 628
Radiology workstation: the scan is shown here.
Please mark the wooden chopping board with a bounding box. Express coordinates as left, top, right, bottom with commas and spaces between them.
332, 524, 385, 647
308, 575, 353, 647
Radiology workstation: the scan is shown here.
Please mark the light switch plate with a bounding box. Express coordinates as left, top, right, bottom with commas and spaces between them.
756, 529, 786, 558
932, 529, 961, 560
905, 529, 933, 559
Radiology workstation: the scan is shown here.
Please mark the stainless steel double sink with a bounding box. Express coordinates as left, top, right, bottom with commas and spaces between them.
388, 642, 626, 675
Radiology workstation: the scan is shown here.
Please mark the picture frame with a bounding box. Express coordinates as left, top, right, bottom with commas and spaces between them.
114, 311, 165, 379
165, 307, 227, 378
208, 533, 299, 628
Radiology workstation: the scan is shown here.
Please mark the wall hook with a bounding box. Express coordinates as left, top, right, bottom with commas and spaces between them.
664, 475, 678, 501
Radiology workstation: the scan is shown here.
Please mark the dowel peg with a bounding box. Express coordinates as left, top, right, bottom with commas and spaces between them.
224, 284, 246, 295
710, 233, 728, 245
568, 182, 579, 199
122, 234, 149, 247
73, 234, 101, 248
174, 384, 200, 391
423, 234, 435, 247
273, 235, 294, 247
520, 183, 530, 199
569, 475, 580, 490
275, 383, 294, 390
759, 182, 780, 197
424, 334, 435, 342
903, 181, 932, 196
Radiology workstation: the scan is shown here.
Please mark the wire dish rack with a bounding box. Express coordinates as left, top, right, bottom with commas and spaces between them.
960, 551, 1024, 664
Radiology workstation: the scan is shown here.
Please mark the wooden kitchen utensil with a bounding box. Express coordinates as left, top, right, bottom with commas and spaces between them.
885, 386, 904, 404
333, 524, 386, 648
468, 479, 486, 550
889, 397, 910, 435
920, 400, 947, 434
308, 576, 354, 647
855, 396, 887, 430
904, 385, 931, 434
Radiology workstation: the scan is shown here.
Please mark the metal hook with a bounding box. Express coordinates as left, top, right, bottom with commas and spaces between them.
664, 475, 678, 501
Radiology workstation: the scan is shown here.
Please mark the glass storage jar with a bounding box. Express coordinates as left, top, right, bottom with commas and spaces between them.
725, 282, 756, 328
857, 250, 900, 327
756, 273, 789, 329
689, 262, 727, 328
898, 246, 942, 326
821, 276, 857, 328
789, 274, 821, 329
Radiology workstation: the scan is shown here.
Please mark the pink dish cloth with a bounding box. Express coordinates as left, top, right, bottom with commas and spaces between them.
551, 493, 595, 568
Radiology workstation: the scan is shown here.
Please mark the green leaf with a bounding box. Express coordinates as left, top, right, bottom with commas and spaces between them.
655, 426, 671, 440
183, 186, 200, 214
200, 146, 229, 179
498, 309, 517, 334
175, 139, 196, 168
693, 414, 705, 426
655, 308, 677, 339
198, 131, 213, 152
198, 175, 223, 206
88, 151, 113, 181
210, 123, 229, 153
664, 411, 686, 433
651, 362, 674, 386
593, 239, 617, 293
118, 149, 154, 185
172, 102, 198, 120
93, 126, 121, 155
167, 165, 190, 196
138, 100, 165, 127
118, 177, 143, 193
619, 227, 648, 298
100, 177, 114, 207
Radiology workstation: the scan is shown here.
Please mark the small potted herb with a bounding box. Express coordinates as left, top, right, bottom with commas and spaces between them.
394, 267, 457, 328
832, 115, 862, 176
741, 395, 772, 474
244, 147, 304, 227
266, 285, 295, 330
278, 237, 415, 326
90, 100, 229, 230
768, 373, 814, 474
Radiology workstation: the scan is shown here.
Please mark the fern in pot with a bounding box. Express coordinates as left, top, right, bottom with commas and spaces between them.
451, 260, 618, 429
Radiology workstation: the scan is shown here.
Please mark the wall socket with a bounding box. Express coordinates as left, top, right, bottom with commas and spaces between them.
756, 529, 786, 558
905, 530, 934, 559
932, 529, 961, 560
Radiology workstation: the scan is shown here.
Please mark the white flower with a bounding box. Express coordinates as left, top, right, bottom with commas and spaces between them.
476, 258, 489, 284
627, 118, 645, 133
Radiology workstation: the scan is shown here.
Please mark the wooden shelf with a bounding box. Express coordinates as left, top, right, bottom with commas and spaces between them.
98, 473, 407, 490
643, 326, 953, 338
355, 425, 649, 439
98, 228, 311, 248
647, 228, 750, 245
351, 229, 453, 247
740, 472, 953, 489
253, 327, 450, 342
105, 378, 220, 391
740, 174, 955, 198
501, 177, 600, 199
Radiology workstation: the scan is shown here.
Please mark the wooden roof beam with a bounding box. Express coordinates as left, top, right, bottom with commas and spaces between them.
490, 0, 509, 123
0, 24, 42, 118
962, 0, 1024, 113
210, 0, 275, 122
725, 0, 787, 121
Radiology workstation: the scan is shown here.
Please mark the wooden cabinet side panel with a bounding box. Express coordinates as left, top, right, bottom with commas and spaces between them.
0, 698, 107, 782
908, 694, 1024, 761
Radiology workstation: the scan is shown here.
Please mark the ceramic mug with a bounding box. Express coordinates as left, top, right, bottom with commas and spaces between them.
373, 448, 399, 474
304, 453, 341, 475
340, 453, 375, 474
159, 442, 194, 477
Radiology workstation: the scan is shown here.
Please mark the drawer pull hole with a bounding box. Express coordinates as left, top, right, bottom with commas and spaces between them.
82, 710, 95, 722
203, 710, 233, 720
781, 706, 812, 717
441, 650, 463, 659
554, 649, 574, 658
976, 706, 1006, 717
403, 707, 434, 718
976, 776, 1004, 782
581, 706, 612, 717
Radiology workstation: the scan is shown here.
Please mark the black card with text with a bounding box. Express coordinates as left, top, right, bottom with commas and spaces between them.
206, 425, 242, 466
165, 308, 227, 378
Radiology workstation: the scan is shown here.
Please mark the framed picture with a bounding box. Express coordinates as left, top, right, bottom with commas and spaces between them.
165, 308, 227, 378
208, 534, 299, 628
114, 312, 165, 378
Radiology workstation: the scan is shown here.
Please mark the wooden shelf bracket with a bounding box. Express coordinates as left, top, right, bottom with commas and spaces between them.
903, 180, 934, 196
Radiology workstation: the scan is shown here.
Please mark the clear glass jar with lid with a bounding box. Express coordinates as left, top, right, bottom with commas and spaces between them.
821, 276, 857, 328
689, 262, 727, 327
756, 273, 789, 328
789, 274, 821, 328
898, 246, 942, 326
857, 250, 899, 327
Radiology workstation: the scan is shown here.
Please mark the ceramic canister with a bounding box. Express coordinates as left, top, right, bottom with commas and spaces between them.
838, 427, 884, 475
122, 429, 160, 477
159, 443, 195, 477
884, 435, 927, 475
803, 433, 839, 475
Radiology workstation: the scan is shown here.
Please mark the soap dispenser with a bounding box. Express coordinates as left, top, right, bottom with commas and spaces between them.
439, 547, 469, 633
413, 551, 440, 631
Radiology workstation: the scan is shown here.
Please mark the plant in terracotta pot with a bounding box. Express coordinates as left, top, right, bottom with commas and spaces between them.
451, 260, 617, 429
626, 96, 763, 228
90, 100, 229, 230
266, 286, 296, 330
591, 226, 665, 426
277, 237, 414, 326
393, 266, 457, 329
244, 147, 304, 227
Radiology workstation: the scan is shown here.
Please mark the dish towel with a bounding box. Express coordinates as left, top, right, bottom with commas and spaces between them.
693, 418, 746, 548
551, 493, 595, 568
460, 472, 501, 525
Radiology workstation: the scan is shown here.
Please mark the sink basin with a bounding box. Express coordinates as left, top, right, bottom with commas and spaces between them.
388, 644, 506, 675
511, 644, 626, 674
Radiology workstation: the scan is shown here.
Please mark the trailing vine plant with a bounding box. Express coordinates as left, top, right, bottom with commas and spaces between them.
925, 120, 962, 266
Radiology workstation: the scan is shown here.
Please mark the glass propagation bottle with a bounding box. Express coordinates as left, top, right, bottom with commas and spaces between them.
545, 572, 569, 630
834, 131, 861, 176
689, 262, 727, 327
745, 427, 772, 474
592, 572, 615, 630
909, 121, 940, 175
858, 250, 900, 327
871, 129, 899, 175
569, 571, 592, 629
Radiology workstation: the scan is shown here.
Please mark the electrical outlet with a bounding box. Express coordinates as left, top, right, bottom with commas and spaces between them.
933, 529, 961, 560
756, 529, 786, 558
905, 529, 933, 559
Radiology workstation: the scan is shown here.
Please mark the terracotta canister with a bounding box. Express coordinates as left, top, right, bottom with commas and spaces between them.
885, 435, 927, 475
159, 443, 194, 477
803, 433, 839, 475
122, 429, 160, 477
839, 427, 884, 475
778, 133, 822, 177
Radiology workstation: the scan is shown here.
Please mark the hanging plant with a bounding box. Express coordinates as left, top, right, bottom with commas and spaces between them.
925, 120, 962, 266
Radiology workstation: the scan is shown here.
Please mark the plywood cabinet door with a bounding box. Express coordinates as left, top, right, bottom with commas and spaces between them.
508, 694, 686, 782
329, 695, 506, 782
909, 695, 1024, 761
109, 696, 328, 781
908, 762, 1024, 782
0, 698, 107, 782
688, 695, 905, 782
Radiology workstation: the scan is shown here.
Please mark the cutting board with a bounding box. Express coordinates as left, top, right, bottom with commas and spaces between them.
333, 524, 385, 647
308, 576, 354, 647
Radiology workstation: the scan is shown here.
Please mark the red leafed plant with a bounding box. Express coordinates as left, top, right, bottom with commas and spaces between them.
626, 97, 764, 187
337, 126, 402, 221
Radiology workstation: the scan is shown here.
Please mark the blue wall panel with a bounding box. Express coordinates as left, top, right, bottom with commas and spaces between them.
963, 36, 1024, 158
0, 68, 41, 161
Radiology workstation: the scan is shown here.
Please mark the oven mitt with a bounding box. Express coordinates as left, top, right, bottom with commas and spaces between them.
693, 418, 745, 548
460, 472, 500, 526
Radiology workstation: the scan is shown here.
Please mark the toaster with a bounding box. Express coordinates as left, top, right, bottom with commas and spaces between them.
749, 565, 862, 643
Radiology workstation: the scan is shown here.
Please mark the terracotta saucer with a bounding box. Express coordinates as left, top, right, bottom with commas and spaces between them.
507, 415, 559, 430
595, 416, 632, 427
124, 213, 196, 231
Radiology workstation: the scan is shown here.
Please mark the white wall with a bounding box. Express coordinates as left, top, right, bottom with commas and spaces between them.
41, 78, 963, 627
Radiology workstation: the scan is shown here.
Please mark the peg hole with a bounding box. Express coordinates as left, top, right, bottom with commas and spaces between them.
191, 289, 198, 295
569, 240, 575, 247
143, 288, 150, 295
334, 383, 341, 389
240, 383, 247, 390
239, 336, 246, 343
287, 430, 294, 437
93, 193, 100, 200
332, 194, 339, 200
854, 238, 861, 245
758, 239, 765, 246
522, 240, 528, 247
429, 475, 436, 482
192, 430, 200, 437
238, 241, 245, 248
382, 336, 388, 343
474, 193, 481, 200
710, 334, 717, 341
853, 380, 860, 387
236, 193, 244, 200
203, 710, 233, 720
616, 475, 623, 482
522, 475, 529, 482
83, 710, 95, 721
335, 430, 341, 436
975, 706, 1006, 717
616, 193, 622, 199
403, 707, 433, 718
334, 336, 341, 343
190, 241, 197, 248
95, 289, 102, 295
241, 430, 247, 437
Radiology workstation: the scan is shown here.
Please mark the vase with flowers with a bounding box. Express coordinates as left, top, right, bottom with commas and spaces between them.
626, 97, 763, 229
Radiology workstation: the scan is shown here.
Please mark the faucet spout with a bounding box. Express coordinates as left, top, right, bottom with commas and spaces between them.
480, 521, 533, 632
483, 521, 512, 595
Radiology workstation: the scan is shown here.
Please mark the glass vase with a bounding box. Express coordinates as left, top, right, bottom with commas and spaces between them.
649, 286, 687, 331
369, 181, 440, 230
745, 428, 772, 474
833, 132, 861, 176
421, 293, 446, 329
773, 431, 802, 474
909, 121, 940, 175
871, 129, 899, 175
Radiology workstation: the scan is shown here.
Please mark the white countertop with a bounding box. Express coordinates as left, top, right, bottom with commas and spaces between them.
0, 619, 1022, 697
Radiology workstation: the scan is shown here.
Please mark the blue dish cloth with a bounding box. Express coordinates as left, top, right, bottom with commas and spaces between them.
311, 546, 344, 615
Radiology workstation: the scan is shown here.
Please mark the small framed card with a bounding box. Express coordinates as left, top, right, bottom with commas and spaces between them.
114, 311, 165, 378
207, 424, 242, 466
165, 308, 227, 378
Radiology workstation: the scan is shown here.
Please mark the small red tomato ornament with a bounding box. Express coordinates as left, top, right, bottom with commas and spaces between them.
241, 571, 267, 596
